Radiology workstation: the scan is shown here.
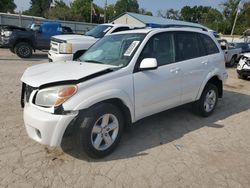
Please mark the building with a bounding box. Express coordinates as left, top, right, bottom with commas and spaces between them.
112, 12, 207, 30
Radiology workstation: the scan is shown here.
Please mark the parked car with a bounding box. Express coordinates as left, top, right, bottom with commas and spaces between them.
48, 24, 138, 62
237, 53, 250, 79
218, 39, 242, 67
230, 42, 250, 61
0, 22, 73, 58
21, 27, 228, 158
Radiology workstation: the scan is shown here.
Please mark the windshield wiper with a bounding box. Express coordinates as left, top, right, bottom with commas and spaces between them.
84, 60, 105, 64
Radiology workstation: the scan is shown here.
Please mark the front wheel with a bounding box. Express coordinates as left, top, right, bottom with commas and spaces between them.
193, 83, 218, 117
15, 42, 33, 58
75, 103, 124, 158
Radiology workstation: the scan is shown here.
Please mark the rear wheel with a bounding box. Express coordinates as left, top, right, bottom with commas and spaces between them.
75, 103, 124, 158
15, 42, 33, 58
238, 74, 248, 80
193, 83, 218, 117
227, 55, 237, 67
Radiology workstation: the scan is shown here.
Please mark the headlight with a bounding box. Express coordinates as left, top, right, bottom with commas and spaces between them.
59, 43, 72, 54
35, 85, 77, 107
3, 31, 12, 37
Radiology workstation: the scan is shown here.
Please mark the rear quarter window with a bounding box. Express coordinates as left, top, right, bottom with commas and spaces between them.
199, 34, 219, 55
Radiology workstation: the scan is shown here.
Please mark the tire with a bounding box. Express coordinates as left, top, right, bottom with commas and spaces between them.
9, 47, 15, 54
75, 103, 124, 158
227, 55, 237, 67
15, 42, 33, 58
238, 74, 248, 80
193, 83, 218, 117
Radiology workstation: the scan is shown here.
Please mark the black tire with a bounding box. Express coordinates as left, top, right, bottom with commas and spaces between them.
15, 42, 33, 58
75, 103, 124, 158
238, 74, 248, 80
227, 55, 237, 67
9, 47, 15, 54
193, 83, 218, 117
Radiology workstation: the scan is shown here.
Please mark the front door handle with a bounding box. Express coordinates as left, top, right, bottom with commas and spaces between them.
170, 68, 181, 73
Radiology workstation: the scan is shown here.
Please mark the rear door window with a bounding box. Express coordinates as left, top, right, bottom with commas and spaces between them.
174, 32, 200, 62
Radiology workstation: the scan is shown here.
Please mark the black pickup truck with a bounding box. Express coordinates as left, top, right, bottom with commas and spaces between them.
0, 22, 73, 58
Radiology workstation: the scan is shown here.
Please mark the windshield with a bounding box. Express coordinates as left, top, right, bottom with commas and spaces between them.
79, 33, 146, 67
85, 25, 113, 38
235, 43, 250, 52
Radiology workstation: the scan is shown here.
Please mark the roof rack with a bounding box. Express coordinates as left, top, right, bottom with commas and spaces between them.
160, 24, 208, 32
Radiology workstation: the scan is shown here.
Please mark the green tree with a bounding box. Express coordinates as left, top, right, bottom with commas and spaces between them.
114, 0, 139, 16
0, 0, 16, 13
158, 9, 180, 20
139, 8, 153, 16
221, 0, 240, 34
106, 4, 116, 22
71, 0, 92, 22
200, 8, 223, 31
24, 0, 52, 17
45, 0, 72, 20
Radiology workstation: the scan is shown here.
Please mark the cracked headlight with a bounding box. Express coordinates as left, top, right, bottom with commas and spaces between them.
59, 43, 72, 54
35, 85, 77, 107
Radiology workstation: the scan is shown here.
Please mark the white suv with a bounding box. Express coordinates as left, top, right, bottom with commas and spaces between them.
21, 28, 228, 158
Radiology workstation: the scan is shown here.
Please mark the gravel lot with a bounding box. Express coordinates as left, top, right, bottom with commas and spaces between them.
0, 48, 250, 188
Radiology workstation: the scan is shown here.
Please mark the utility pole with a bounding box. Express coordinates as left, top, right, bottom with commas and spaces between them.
104, 0, 107, 23
231, 0, 243, 37
90, 0, 93, 23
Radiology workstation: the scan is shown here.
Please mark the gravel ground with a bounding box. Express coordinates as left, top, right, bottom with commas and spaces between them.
0, 48, 250, 188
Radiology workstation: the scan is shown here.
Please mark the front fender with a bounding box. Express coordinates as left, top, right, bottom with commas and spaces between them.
69, 89, 135, 122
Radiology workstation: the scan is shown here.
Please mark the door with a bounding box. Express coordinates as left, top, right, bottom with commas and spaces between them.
174, 32, 220, 103
36, 24, 61, 49
133, 32, 182, 120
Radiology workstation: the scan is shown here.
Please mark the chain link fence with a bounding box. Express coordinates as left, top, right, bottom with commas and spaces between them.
0, 12, 97, 34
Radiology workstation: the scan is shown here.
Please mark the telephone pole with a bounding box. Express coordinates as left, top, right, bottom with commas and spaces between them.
90, 0, 93, 23
104, 0, 107, 23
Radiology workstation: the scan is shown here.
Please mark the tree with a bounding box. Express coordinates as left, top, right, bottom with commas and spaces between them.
0, 0, 16, 13
45, 0, 73, 20
139, 8, 153, 16
221, 0, 240, 34
158, 9, 180, 20
114, 0, 139, 16
24, 0, 52, 17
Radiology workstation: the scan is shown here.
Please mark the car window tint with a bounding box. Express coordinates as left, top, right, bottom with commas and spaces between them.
138, 32, 175, 66
112, 27, 130, 33
199, 33, 219, 55
174, 32, 200, 62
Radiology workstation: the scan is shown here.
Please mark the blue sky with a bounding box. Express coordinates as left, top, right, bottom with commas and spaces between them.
14, 0, 223, 15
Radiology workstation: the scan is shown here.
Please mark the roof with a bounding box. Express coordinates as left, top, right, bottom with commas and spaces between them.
110, 27, 209, 36
114, 12, 208, 30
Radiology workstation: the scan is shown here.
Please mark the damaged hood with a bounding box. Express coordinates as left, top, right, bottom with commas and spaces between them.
21, 61, 116, 87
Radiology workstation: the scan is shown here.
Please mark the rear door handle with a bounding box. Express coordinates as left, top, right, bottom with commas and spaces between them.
170, 68, 181, 73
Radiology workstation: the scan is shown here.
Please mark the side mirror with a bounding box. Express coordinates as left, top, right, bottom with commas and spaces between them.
139, 58, 158, 71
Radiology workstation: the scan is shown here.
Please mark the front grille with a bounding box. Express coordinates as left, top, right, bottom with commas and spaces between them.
50, 40, 59, 52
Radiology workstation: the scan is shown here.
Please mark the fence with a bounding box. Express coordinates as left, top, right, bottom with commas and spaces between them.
0, 12, 97, 33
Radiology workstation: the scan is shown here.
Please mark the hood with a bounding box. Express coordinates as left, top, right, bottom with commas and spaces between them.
21, 61, 116, 88
243, 52, 250, 58
52, 34, 96, 42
